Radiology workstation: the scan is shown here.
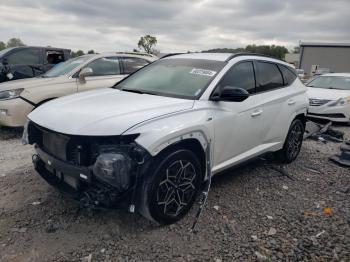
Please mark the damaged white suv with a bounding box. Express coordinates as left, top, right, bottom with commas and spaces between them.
24, 53, 308, 224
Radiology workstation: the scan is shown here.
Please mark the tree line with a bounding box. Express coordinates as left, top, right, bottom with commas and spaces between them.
1, 36, 298, 60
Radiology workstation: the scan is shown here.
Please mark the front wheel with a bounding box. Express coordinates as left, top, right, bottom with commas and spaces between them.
277, 119, 305, 163
139, 149, 203, 225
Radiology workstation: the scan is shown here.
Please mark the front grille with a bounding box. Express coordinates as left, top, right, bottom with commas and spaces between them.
309, 98, 331, 107
308, 112, 346, 118
42, 130, 69, 161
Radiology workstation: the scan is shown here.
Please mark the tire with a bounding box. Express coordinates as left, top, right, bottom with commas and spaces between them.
139, 149, 203, 225
277, 119, 305, 163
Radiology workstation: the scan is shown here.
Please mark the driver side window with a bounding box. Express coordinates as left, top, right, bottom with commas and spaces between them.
217, 61, 256, 94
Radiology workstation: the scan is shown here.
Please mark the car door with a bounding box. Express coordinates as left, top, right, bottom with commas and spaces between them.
254, 60, 298, 146
76, 56, 124, 92
211, 61, 264, 173
5, 47, 44, 80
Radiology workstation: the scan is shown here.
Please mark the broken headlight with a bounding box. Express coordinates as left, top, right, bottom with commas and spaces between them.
93, 153, 132, 191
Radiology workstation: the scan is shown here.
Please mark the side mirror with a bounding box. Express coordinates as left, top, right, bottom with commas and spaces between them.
211, 86, 250, 102
79, 67, 93, 83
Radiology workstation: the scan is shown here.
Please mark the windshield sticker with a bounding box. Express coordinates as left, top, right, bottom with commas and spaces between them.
190, 68, 217, 77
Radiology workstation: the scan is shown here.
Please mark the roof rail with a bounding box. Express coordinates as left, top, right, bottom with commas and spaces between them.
115, 52, 157, 58
225, 52, 286, 62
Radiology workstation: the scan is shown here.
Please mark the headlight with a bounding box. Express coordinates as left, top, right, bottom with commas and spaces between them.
328, 96, 350, 107
93, 153, 132, 191
0, 88, 24, 101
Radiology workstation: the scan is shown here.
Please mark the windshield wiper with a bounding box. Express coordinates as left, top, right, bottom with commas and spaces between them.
120, 88, 144, 94
120, 87, 158, 96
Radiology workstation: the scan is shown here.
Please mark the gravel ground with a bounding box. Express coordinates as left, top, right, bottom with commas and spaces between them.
0, 125, 349, 261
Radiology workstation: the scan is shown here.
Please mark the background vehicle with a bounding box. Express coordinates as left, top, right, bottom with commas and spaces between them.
0, 46, 71, 83
0, 53, 156, 127
307, 73, 350, 123
25, 53, 308, 224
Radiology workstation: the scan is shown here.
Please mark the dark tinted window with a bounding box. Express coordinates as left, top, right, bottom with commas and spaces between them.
256, 61, 283, 92
217, 61, 256, 94
279, 65, 297, 86
7, 48, 41, 65
122, 57, 149, 74
86, 57, 120, 76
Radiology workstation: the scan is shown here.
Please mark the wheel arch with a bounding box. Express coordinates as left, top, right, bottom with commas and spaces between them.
153, 138, 207, 180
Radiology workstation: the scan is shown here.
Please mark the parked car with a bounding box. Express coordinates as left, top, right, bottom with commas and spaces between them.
0, 46, 71, 83
0, 53, 156, 127
24, 53, 308, 224
307, 73, 350, 123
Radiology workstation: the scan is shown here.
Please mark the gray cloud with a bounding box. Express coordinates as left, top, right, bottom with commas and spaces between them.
0, 0, 349, 52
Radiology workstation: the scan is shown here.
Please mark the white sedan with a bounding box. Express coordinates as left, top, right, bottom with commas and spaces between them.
307, 73, 350, 123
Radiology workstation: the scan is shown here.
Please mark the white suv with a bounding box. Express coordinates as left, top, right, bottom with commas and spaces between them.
24, 53, 308, 224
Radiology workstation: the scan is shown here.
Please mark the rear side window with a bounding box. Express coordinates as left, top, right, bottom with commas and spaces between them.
46, 50, 65, 65
122, 57, 149, 74
217, 61, 256, 94
7, 49, 41, 65
256, 61, 284, 92
86, 57, 120, 76
278, 65, 297, 86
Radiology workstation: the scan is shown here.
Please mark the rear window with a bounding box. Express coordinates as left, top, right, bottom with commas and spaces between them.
279, 65, 297, 86
256, 61, 284, 92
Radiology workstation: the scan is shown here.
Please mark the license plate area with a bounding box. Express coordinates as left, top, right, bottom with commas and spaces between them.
45, 164, 80, 190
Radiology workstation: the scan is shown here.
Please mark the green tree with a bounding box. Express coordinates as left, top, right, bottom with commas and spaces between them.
6, 38, 25, 48
0, 41, 6, 51
138, 35, 157, 54
87, 50, 95, 54
292, 46, 300, 54
71, 50, 85, 58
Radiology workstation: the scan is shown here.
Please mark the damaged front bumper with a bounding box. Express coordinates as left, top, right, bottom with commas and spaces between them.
27, 122, 152, 211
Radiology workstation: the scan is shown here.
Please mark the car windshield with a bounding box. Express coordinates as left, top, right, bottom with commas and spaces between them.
42, 56, 91, 77
307, 76, 350, 90
115, 58, 225, 99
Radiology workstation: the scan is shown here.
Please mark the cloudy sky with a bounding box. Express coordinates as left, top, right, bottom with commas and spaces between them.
0, 0, 349, 53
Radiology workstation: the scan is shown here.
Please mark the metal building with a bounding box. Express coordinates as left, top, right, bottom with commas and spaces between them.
299, 42, 350, 75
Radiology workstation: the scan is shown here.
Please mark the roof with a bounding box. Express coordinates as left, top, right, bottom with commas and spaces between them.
300, 42, 350, 48
166, 53, 233, 61
164, 53, 292, 67
79, 52, 157, 62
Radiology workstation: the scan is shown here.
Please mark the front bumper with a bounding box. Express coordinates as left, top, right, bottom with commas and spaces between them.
0, 97, 34, 127
32, 145, 143, 209
307, 104, 350, 123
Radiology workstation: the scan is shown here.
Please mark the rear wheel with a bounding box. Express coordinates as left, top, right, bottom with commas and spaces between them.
139, 149, 202, 225
277, 119, 305, 163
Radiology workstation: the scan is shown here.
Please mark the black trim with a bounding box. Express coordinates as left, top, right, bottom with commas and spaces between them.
20, 96, 36, 107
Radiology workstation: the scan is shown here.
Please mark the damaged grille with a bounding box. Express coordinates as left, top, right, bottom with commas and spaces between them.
309, 99, 331, 107
28, 122, 140, 167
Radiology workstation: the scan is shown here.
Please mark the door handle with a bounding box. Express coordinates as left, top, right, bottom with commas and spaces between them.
287, 99, 296, 105
251, 109, 263, 117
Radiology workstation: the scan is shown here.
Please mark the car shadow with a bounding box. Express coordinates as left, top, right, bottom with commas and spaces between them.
0, 126, 23, 140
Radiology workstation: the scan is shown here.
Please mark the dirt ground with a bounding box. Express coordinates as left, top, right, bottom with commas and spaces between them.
0, 125, 349, 262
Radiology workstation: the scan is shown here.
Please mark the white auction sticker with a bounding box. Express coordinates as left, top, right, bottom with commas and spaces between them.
190, 68, 217, 77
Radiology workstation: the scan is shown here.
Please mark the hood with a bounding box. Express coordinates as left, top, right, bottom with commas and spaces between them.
307, 87, 350, 100
28, 88, 195, 136
0, 76, 70, 92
